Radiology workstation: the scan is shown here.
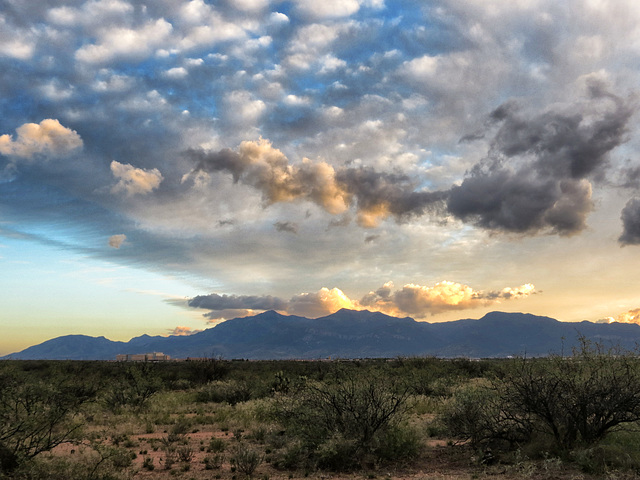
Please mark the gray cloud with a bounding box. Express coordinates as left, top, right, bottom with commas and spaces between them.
334, 167, 447, 227
448, 83, 635, 236
274, 221, 298, 233
619, 198, 640, 245
189, 293, 288, 311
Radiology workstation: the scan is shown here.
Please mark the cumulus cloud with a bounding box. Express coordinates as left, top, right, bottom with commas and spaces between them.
223, 91, 266, 125
288, 287, 356, 317
360, 281, 537, 318
110, 160, 163, 196
448, 82, 634, 236
184, 138, 444, 227
108, 234, 126, 248
75, 18, 173, 63
292, 0, 362, 19
599, 308, 640, 325
183, 85, 631, 236
188, 282, 535, 321
335, 167, 446, 227
619, 198, 640, 245
0, 119, 83, 159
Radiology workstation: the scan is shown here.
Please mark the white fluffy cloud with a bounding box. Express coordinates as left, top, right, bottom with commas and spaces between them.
0, 119, 83, 159
292, 0, 362, 19
75, 18, 173, 64
110, 161, 163, 196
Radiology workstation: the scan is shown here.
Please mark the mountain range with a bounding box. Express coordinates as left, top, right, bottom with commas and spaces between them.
4, 309, 640, 361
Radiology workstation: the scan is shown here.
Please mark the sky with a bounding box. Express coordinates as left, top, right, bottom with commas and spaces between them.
2, 0, 640, 356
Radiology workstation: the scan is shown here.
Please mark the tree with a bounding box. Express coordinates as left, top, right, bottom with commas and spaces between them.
0, 367, 95, 472
443, 338, 640, 452
502, 339, 640, 450
274, 369, 418, 470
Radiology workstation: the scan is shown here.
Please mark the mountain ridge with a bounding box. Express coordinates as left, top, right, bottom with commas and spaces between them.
3, 309, 639, 360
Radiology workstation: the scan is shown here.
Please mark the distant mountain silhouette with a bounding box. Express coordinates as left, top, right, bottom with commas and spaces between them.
3, 310, 640, 360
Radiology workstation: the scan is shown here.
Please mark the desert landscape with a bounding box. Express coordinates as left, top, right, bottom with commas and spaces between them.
3, 343, 640, 480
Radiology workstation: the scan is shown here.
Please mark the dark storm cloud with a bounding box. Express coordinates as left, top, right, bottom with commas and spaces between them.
188, 293, 288, 311
619, 198, 640, 245
448, 83, 635, 236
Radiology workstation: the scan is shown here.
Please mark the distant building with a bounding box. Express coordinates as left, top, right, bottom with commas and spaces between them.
115, 352, 171, 362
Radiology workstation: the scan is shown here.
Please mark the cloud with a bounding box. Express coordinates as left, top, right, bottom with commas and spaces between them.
110, 160, 163, 196
184, 138, 445, 227
619, 198, 640, 245
288, 287, 356, 317
0, 119, 83, 159
335, 167, 446, 227
223, 91, 266, 125
108, 234, 126, 249
447, 82, 635, 236
599, 308, 640, 325
168, 326, 203, 336
189, 293, 288, 312
293, 0, 362, 19
188, 281, 536, 321
360, 281, 537, 317
274, 221, 298, 233
75, 18, 173, 64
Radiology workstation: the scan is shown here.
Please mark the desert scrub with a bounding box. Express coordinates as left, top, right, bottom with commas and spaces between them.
196, 380, 252, 405
273, 370, 418, 471
204, 453, 224, 470
0, 367, 96, 473
441, 339, 640, 460
230, 442, 263, 479
208, 437, 227, 453
101, 363, 162, 413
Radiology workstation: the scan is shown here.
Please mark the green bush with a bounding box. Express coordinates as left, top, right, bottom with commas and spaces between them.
195, 380, 252, 405
273, 370, 418, 470
441, 384, 531, 450
499, 339, 640, 450
441, 339, 640, 456
101, 363, 162, 412
0, 368, 95, 472
230, 443, 263, 478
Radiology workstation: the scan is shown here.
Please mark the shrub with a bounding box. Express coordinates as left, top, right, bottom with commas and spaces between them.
441, 384, 531, 450
0, 368, 95, 472
230, 443, 263, 479
441, 338, 640, 454
177, 445, 194, 463
500, 339, 640, 450
204, 454, 224, 470
274, 370, 417, 470
186, 358, 229, 385
142, 456, 154, 471
196, 380, 252, 405
208, 437, 226, 453
102, 363, 162, 412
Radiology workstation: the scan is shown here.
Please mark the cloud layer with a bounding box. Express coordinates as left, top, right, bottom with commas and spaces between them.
189, 281, 536, 321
